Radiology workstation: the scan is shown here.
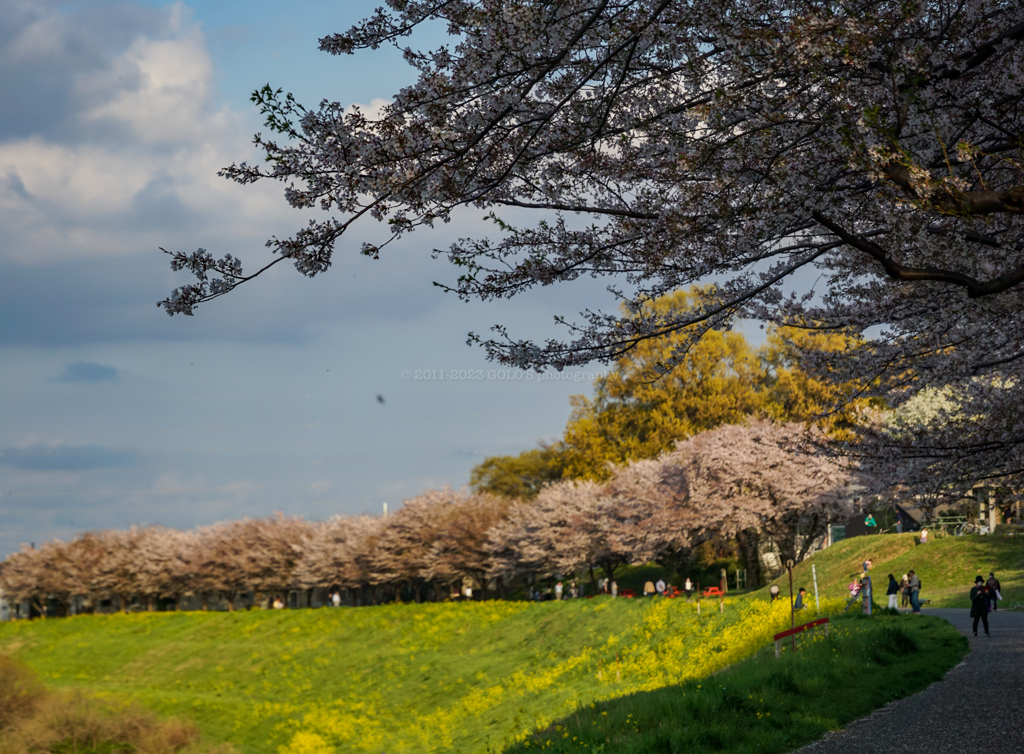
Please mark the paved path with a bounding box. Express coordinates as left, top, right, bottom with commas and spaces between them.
794, 608, 1024, 754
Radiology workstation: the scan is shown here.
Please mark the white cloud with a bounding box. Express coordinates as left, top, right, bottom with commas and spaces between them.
347, 97, 392, 121
80, 26, 222, 145
0, 5, 290, 266
0, 139, 153, 219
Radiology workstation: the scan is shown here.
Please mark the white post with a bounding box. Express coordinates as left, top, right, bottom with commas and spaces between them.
812, 564, 820, 613
383, 502, 388, 518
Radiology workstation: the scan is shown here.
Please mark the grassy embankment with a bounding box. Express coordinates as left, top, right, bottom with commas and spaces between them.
1, 597, 836, 754
507, 613, 967, 753
0, 533, 1012, 753
762, 532, 1024, 608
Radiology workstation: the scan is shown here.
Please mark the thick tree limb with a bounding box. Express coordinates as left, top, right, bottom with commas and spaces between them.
813, 212, 1024, 297
884, 164, 1024, 216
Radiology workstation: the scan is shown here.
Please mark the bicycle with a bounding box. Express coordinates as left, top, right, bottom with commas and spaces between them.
954, 520, 982, 536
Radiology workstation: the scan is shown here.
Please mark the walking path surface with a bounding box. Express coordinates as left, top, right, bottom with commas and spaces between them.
795, 608, 1024, 754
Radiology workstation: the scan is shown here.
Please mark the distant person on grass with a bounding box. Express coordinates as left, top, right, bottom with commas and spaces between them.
611, 581, 618, 598
901, 574, 911, 607
887, 574, 900, 610
655, 578, 666, 595
908, 570, 922, 613
794, 588, 807, 610
684, 577, 693, 600
643, 580, 656, 597
769, 584, 780, 601
987, 573, 1002, 611
555, 581, 563, 600
970, 576, 991, 637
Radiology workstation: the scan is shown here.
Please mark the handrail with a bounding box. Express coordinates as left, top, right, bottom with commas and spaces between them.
773, 617, 830, 658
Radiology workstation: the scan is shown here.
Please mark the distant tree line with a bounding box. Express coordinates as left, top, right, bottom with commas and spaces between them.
1, 421, 856, 616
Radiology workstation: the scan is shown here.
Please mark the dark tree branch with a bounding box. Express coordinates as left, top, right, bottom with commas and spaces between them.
812, 212, 1024, 298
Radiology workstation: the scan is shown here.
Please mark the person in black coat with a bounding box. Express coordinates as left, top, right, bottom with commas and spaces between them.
970, 576, 991, 637
886, 574, 900, 610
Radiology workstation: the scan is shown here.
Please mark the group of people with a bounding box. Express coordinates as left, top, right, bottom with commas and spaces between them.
528, 574, 703, 601
884, 571, 923, 613
530, 580, 588, 601
643, 577, 701, 598
969, 572, 1002, 637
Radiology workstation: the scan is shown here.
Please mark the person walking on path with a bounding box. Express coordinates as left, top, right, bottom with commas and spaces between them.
886, 574, 900, 610
908, 570, 922, 613
987, 572, 1002, 611
970, 576, 991, 637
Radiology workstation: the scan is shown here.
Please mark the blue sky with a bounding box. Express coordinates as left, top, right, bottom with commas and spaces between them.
0, 0, 622, 557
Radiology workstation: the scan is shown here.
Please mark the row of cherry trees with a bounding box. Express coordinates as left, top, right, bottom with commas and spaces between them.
1, 421, 856, 613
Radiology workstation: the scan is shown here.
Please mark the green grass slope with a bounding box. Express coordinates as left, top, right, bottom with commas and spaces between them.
763, 532, 1024, 608
506, 613, 967, 754
0, 597, 779, 754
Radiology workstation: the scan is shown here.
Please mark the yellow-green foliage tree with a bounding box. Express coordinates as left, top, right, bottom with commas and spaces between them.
559, 290, 869, 480
761, 325, 868, 443
473, 289, 868, 490
469, 445, 567, 499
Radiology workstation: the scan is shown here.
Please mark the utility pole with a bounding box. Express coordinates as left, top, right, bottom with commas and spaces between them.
812, 564, 820, 613
786, 559, 796, 652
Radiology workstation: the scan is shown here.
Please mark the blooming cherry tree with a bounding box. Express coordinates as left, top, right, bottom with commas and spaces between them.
161, 1, 1024, 492
668, 420, 856, 573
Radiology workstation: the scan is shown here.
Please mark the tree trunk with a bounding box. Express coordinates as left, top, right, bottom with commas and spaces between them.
201, 592, 209, 611
735, 529, 761, 588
